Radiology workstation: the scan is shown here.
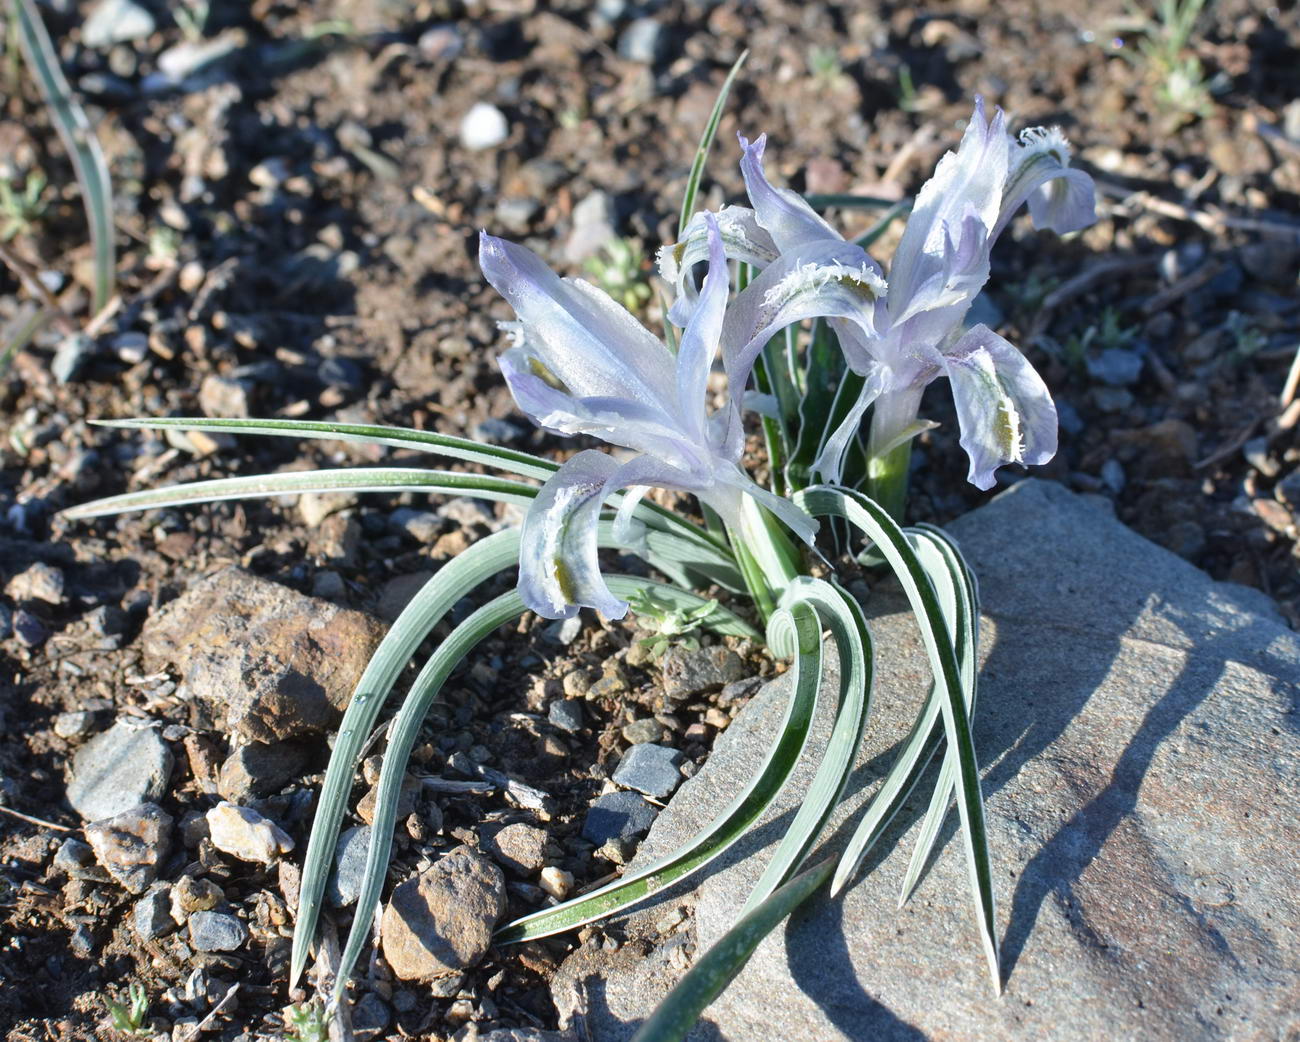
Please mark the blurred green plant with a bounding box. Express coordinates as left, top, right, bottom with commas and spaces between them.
103, 982, 150, 1037
283, 1002, 329, 1042
0, 169, 48, 241
1112, 0, 1223, 128
1062, 305, 1140, 370
8, 0, 116, 312
627, 588, 719, 658
584, 236, 653, 314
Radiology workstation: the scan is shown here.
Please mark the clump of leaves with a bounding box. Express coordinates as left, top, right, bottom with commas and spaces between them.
1062, 305, 1140, 370
584, 236, 652, 313
1109, 0, 1223, 128
283, 1002, 329, 1042
0, 169, 47, 241
627, 588, 719, 658
104, 982, 151, 1037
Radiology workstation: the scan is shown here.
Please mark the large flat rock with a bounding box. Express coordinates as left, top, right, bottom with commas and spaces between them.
552, 480, 1300, 1041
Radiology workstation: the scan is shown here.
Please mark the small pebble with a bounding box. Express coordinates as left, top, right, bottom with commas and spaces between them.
84, 802, 172, 894
460, 103, 509, 150
582, 790, 657, 845
538, 866, 573, 900
5, 563, 65, 605
188, 910, 248, 952
133, 884, 174, 941
327, 825, 371, 907
206, 802, 295, 865
612, 743, 684, 800
621, 718, 664, 745
548, 699, 584, 733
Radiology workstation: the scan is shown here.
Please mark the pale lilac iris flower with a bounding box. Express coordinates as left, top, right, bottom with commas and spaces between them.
663, 99, 1097, 490
480, 214, 815, 621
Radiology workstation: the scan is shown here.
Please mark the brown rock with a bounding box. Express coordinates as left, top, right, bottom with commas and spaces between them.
84, 803, 173, 894
380, 849, 507, 981
218, 740, 310, 801
482, 822, 548, 875
1110, 419, 1198, 480
141, 567, 384, 741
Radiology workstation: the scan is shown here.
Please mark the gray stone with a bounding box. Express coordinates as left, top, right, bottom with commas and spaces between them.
0, 603, 11, 641
543, 615, 583, 646
53, 710, 100, 740
351, 992, 391, 1040
380, 849, 507, 980
12, 609, 45, 648
563, 192, 616, 265
53, 837, 107, 881
66, 719, 173, 821
390, 508, 441, 543
81, 0, 155, 48
460, 103, 509, 151
557, 480, 1300, 1041
611, 744, 683, 800
140, 567, 384, 742
621, 718, 664, 745
51, 333, 95, 384
188, 910, 247, 952
482, 822, 548, 875
5, 562, 65, 605
327, 825, 371, 907
133, 884, 174, 941
418, 24, 463, 60
495, 197, 541, 234
1086, 347, 1144, 386
617, 18, 667, 63
548, 699, 584, 733
1275, 468, 1300, 509
217, 741, 309, 801
84, 802, 172, 893
660, 645, 748, 701
581, 791, 657, 845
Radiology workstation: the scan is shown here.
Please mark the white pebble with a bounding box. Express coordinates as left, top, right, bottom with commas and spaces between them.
460, 103, 509, 151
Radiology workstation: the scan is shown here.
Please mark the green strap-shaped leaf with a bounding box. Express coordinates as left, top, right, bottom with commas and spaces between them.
787, 319, 842, 491
802, 193, 904, 211
629, 857, 836, 1042
289, 531, 754, 988
796, 485, 999, 992
11, 0, 116, 312
896, 524, 980, 907
289, 528, 524, 987
677, 49, 749, 238
740, 576, 873, 911
85, 417, 729, 554
332, 575, 782, 1005
60, 467, 538, 519
495, 594, 821, 947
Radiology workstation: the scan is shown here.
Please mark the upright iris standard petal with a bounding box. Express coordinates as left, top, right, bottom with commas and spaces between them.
943, 324, 1058, 490
886, 99, 1009, 323
675, 212, 730, 445
737, 133, 844, 252
485, 215, 819, 620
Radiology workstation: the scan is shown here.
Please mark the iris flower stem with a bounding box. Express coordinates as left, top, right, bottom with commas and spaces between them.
866, 439, 912, 524
728, 495, 806, 622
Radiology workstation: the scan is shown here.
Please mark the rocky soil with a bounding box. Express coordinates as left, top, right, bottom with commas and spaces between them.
0, 0, 1297, 1039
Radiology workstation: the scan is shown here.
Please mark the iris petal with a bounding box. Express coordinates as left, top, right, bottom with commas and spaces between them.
943, 324, 1058, 490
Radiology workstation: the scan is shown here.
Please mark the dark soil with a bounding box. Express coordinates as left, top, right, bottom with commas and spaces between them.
1, 0, 1297, 1038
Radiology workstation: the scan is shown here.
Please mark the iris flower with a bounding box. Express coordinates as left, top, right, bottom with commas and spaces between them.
480, 214, 815, 621
662, 99, 1097, 490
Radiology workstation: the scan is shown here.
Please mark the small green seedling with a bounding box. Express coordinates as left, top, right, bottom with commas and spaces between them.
104, 981, 151, 1037
627, 588, 720, 659
0, 169, 48, 241
283, 1002, 329, 1042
